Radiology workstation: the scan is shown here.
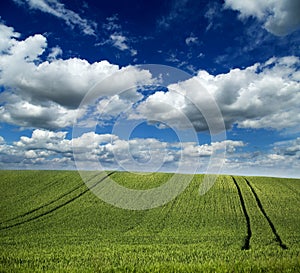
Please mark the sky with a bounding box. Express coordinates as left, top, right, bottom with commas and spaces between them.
0, 0, 299, 177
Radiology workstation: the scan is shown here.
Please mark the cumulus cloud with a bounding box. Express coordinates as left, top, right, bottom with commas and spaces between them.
96, 94, 140, 119
15, 129, 71, 152
2, 24, 298, 133
1, 129, 299, 177
224, 0, 300, 36
0, 100, 84, 129
132, 56, 300, 131
0, 129, 244, 172
181, 140, 245, 157
0, 23, 20, 53
0, 23, 152, 129
13, 0, 97, 36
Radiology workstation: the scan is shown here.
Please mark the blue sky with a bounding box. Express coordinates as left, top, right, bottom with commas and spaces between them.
0, 0, 299, 177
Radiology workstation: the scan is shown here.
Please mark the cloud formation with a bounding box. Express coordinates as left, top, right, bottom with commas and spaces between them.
185, 35, 198, 46
0, 129, 245, 173
13, 0, 97, 35
132, 56, 300, 131
101, 15, 138, 56
2, 21, 298, 133
224, 0, 300, 36
273, 137, 300, 157
1, 129, 298, 177
109, 34, 137, 56
0, 23, 152, 129
1, 22, 299, 133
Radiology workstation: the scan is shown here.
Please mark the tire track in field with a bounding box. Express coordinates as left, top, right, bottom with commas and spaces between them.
231, 176, 252, 250
28, 173, 75, 198
15, 174, 62, 204
0, 172, 115, 230
244, 178, 288, 250
0, 173, 99, 225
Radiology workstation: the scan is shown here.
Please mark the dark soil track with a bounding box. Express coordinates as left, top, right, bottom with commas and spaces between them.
244, 178, 288, 250
231, 176, 252, 250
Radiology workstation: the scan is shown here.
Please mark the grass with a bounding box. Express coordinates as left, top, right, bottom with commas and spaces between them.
0, 170, 299, 272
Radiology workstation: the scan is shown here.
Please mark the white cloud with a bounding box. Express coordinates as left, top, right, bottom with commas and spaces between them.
9, 33, 47, 62
267, 154, 285, 160
0, 100, 84, 129
224, 0, 300, 36
3, 28, 295, 134
165, 52, 180, 63
97, 94, 141, 119
273, 137, 300, 156
213, 140, 245, 153
132, 56, 300, 131
110, 34, 128, 51
103, 14, 121, 32
181, 140, 245, 158
13, 0, 97, 36
75, 132, 243, 173
47, 46, 62, 60
109, 33, 137, 56
185, 36, 198, 46
0, 129, 244, 173
0, 130, 71, 167
0, 23, 20, 53
100, 16, 137, 56
0, 23, 152, 129
222, 138, 300, 178
204, 1, 222, 32
1, 129, 299, 177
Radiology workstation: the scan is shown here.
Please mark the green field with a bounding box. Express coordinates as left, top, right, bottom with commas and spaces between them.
0, 170, 299, 272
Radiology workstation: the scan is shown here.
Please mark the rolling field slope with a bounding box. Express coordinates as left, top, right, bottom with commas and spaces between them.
0, 171, 299, 272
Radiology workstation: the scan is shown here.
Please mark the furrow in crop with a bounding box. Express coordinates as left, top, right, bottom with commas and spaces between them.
244, 178, 288, 250
0, 172, 100, 225
0, 172, 115, 230
231, 176, 252, 250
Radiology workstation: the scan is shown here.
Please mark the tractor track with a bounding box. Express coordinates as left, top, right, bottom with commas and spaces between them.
0, 172, 115, 230
231, 176, 252, 250
243, 178, 288, 250
0, 173, 100, 225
